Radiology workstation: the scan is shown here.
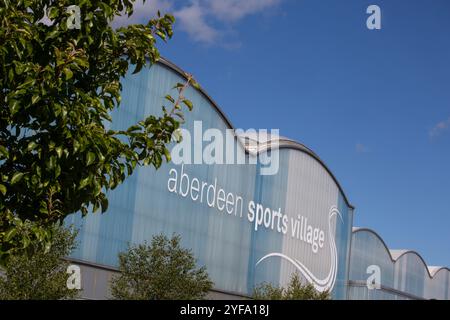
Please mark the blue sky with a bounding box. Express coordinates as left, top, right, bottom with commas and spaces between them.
119, 0, 450, 267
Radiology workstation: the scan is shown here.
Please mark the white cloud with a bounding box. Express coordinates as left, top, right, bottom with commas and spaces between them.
176, 0, 281, 43
174, 2, 219, 44
429, 118, 450, 138
112, 0, 173, 28
355, 143, 370, 154
208, 0, 281, 22
111, 0, 283, 45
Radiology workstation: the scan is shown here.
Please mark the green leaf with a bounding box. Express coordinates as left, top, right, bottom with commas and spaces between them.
173, 83, 184, 90
48, 7, 59, 19
44, 241, 52, 254
47, 156, 56, 170
45, 30, 60, 40
9, 100, 20, 115
127, 125, 141, 132
4, 228, 17, 242
0, 184, 6, 195
132, 63, 143, 74
165, 95, 175, 103
155, 30, 166, 40
11, 172, 24, 185
163, 148, 171, 161
100, 197, 109, 213
22, 235, 30, 249
63, 67, 73, 80
78, 177, 89, 190
55, 147, 63, 158
182, 99, 193, 111
86, 152, 96, 166
31, 94, 40, 104
174, 112, 184, 121
27, 141, 38, 151
0, 145, 8, 158
55, 165, 61, 178
74, 57, 89, 68
191, 81, 200, 90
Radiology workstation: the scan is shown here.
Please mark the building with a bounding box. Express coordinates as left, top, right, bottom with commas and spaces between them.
65, 58, 450, 300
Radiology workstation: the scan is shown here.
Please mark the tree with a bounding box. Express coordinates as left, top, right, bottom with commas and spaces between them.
0, 1, 197, 260
0, 224, 79, 299
110, 234, 213, 300
253, 272, 331, 300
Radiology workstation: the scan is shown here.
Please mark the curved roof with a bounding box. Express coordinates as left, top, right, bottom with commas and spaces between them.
352, 227, 450, 279
158, 57, 355, 209
428, 266, 450, 277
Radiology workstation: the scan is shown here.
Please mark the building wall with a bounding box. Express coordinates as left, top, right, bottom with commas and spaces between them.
65, 60, 354, 299
64, 59, 449, 300
348, 228, 450, 300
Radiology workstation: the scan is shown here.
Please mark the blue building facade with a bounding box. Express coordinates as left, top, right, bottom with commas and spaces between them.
65, 59, 450, 300
349, 228, 450, 299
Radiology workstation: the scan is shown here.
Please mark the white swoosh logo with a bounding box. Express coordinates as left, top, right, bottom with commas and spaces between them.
256, 206, 343, 293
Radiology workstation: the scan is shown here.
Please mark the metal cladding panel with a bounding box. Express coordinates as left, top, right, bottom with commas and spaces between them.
394, 253, 426, 297
335, 194, 354, 299
349, 229, 450, 300
349, 230, 395, 289
279, 150, 339, 289
65, 62, 354, 297
274, 150, 353, 299
425, 269, 449, 299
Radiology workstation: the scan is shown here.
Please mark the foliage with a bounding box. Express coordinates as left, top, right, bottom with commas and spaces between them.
253, 272, 331, 300
110, 234, 213, 300
0, 0, 197, 260
0, 224, 79, 299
